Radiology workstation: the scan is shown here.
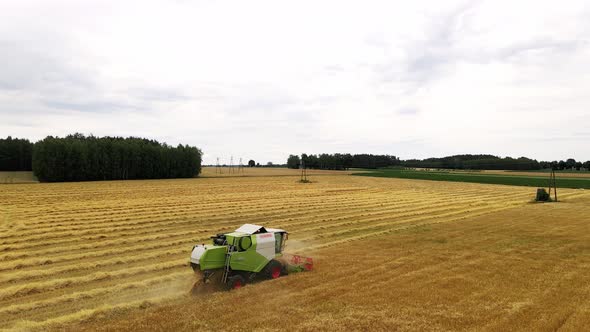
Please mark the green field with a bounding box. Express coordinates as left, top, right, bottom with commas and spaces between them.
355, 169, 590, 189
504, 169, 589, 174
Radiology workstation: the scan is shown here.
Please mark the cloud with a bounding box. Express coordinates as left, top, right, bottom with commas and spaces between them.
397, 108, 419, 116
0, 41, 92, 91
131, 87, 193, 103
41, 100, 139, 113
0, 0, 589, 163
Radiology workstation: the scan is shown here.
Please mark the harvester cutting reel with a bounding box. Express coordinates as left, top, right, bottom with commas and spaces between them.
281, 253, 314, 273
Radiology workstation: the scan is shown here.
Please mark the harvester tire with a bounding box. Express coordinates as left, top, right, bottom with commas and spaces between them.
264, 260, 283, 279
281, 264, 289, 276
226, 274, 246, 290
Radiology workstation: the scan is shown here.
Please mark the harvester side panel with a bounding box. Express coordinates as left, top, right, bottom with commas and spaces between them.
229, 250, 269, 272
254, 233, 276, 260
229, 233, 276, 273
192, 246, 226, 270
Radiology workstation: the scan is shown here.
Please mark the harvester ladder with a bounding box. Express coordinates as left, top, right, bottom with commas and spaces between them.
221, 244, 234, 284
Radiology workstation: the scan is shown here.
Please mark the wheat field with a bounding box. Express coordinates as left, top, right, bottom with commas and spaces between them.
0, 172, 38, 184
1, 168, 589, 331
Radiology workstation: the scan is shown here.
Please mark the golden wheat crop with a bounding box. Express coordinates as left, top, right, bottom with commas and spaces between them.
1, 168, 589, 331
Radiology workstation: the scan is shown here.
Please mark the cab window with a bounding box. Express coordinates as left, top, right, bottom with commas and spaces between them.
275, 233, 282, 253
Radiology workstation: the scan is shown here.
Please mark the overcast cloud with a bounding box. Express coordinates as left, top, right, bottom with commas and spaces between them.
1, 0, 589, 164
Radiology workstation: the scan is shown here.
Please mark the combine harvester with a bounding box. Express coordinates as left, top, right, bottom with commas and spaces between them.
190, 224, 313, 291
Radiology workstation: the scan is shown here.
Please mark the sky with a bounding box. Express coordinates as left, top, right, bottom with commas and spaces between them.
0, 0, 589, 164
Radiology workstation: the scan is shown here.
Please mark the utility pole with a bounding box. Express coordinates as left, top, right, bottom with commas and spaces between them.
548, 168, 558, 202
300, 160, 308, 182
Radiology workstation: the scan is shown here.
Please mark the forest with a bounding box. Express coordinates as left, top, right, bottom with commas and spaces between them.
402, 154, 541, 170
287, 153, 400, 170
0, 137, 33, 171
287, 153, 590, 171
402, 154, 590, 171
1, 134, 202, 182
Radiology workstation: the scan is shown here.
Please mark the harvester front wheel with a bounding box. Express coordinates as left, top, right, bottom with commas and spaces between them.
264, 260, 283, 279
226, 275, 246, 290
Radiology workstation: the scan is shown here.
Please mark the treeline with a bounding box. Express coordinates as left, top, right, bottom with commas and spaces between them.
403, 154, 590, 171
287, 153, 400, 170
0, 134, 202, 182
402, 154, 541, 170
542, 158, 590, 171
32, 134, 202, 182
287, 153, 590, 171
0, 137, 33, 171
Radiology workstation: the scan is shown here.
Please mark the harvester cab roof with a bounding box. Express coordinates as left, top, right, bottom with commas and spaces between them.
234, 223, 286, 235
209, 224, 288, 250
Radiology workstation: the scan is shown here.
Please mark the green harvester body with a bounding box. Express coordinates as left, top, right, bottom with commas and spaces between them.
189, 224, 313, 290
194, 232, 283, 272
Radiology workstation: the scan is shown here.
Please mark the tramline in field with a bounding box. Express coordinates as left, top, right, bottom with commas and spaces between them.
189, 224, 313, 291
